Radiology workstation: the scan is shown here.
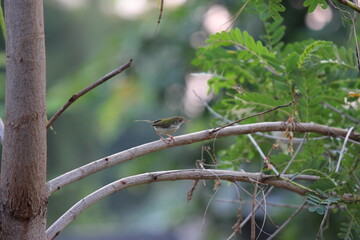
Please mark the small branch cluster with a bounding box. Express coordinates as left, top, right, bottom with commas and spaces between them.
46, 169, 319, 239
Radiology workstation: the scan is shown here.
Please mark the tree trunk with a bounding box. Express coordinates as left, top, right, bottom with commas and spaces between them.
0, 1, 47, 239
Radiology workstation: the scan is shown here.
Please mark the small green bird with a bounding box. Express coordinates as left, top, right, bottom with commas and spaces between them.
135, 116, 188, 143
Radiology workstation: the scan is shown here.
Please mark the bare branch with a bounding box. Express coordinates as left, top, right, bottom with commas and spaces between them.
255, 132, 341, 143
46, 59, 133, 129
154, 0, 164, 33
316, 207, 331, 240
251, 182, 259, 240
336, 0, 360, 13
336, 127, 354, 173
46, 169, 318, 239
240, 186, 275, 229
0, 116, 3, 144
267, 201, 307, 240
46, 122, 360, 196
323, 102, 360, 125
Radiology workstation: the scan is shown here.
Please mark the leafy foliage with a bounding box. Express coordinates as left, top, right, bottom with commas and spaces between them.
192, 0, 360, 238
252, 0, 285, 51
338, 220, 360, 240
306, 190, 340, 215
303, 0, 328, 12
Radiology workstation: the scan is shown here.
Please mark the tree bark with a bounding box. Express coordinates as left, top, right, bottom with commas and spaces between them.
0, 1, 47, 239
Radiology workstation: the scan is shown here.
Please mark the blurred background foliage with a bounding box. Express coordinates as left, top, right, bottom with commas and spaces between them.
0, 0, 358, 239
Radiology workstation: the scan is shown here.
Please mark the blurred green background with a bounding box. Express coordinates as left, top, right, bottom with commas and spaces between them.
0, 0, 356, 239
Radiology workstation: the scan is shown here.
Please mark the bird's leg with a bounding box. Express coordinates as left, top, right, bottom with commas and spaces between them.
165, 134, 175, 143
156, 132, 171, 144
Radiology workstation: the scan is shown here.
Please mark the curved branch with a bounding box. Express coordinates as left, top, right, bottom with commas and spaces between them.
46, 59, 133, 129
336, 0, 360, 13
46, 122, 360, 196
46, 169, 319, 239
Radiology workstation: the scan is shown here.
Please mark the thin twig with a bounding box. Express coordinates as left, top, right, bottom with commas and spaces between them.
241, 131, 309, 233
232, 182, 274, 222
46, 59, 133, 129
193, 91, 279, 173
216, 198, 306, 209
211, 99, 296, 133
200, 187, 220, 240
240, 186, 274, 229
255, 132, 336, 143
336, 127, 354, 173
336, 0, 360, 13
316, 207, 331, 240
0, 116, 4, 144
266, 201, 307, 240
224, 0, 251, 31
154, 0, 164, 34
323, 102, 360, 125
251, 183, 259, 240
281, 133, 308, 174
229, 183, 243, 238
256, 189, 269, 240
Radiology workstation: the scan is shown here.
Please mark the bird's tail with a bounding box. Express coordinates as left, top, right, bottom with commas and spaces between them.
134, 120, 153, 123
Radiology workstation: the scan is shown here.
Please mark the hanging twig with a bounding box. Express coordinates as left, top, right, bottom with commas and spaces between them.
281, 133, 308, 174
251, 183, 259, 240
0, 116, 4, 144
46, 59, 133, 129
336, 127, 354, 173
154, 0, 164, 34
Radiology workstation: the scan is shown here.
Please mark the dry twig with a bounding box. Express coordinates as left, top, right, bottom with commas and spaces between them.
267, 201, 307, 240
46, 59, 133, 129
0, 116, 4, 144
336, 127, 354, 173
316, 207, 331, 240
336, 0, 360, 13
155, 0, 164, 33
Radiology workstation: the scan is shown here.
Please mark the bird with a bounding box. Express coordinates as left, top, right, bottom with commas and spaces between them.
135, 116, 188, 143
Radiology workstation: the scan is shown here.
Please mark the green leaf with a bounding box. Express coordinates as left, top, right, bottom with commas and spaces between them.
303, 0, 328, 12
285, 52, 300, 73
308, 206, 318, 212
316, 206, 326, 215
298, 40, 331, 68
